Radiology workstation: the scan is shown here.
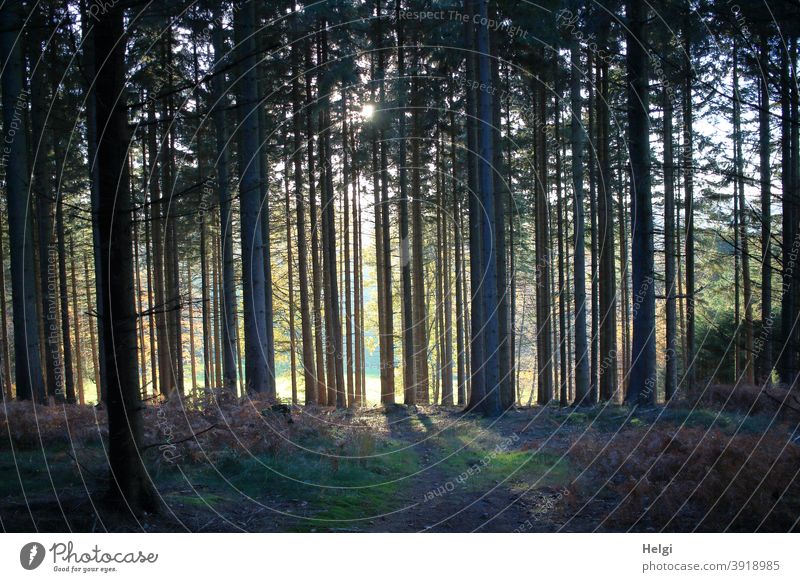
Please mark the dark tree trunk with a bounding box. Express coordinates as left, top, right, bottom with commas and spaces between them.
94, 3, 158, 513
211, 3, 238, 395
683, 24, 696, 394
598, 19, 617, 402
625, 0, 656, 406
534, 52, 553, 405
234, 0, 271, 394
396, 0, 416, 405
0, 2, 45, 403
758, 35, 773, 384
56, 193, 75, 403
291, 2, 316, 404
664, 86, 678, 401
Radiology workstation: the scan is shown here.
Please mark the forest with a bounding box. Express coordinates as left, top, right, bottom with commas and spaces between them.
1, 0, 799, 533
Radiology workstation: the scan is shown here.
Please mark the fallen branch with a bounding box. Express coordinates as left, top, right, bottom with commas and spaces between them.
141, 424, 219, 451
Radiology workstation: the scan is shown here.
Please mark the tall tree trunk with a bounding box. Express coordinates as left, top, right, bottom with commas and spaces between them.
464, 0, 486, 410
780, 40, 799, 386
664, 85, 678, 401
320, 27, 346, 408
56, 193, 75, 403
83, 255, 101, 397
94, 3, 158, 513
733, 42, 755, 385
475, 0, 501, 416
186, 260, 197, 395
0, 2, 45, 403
145, 193, 157, 396
625, 0, 656, 406
80, 0, 107, 403
555, 81, 568, 406
291, 1, 316, 405
410, 75, 430, 405
534, 52, 553, 405
758, 34, 773, 384
0, 217, 13, 399
132, 167, 147, 396
352, 142, 364, 406
451, 111, 467, 406
70, 238, 84, 405
211, 4, 238, 395
588, 51, 599, 404
491, 30, 511, 410
283, 149, 299, 405
598, 19, 617, 402
148, 99, 170, 397
396, 0, 416, 405
683, 23, 696, 394
378, 4, 396, 404
161, 28, 183, 396
571, 43, 590, 406
442, 125, 455, 407
234, 1, 271, 394
306, 34, 327, 405
343, 96, 355, 406
31, 9, 59, 402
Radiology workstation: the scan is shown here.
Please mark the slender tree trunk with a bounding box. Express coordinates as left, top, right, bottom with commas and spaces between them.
683, 24, 696, 394
441, 126, 455, 406
80, 0, 107, 403
451, 111, 467, 406
306, 34, 327, 405
571, 43, 589, 406
664, 86, 678, 401
211, 4, 237, 395
132, 166, 147, 396
291, 2, 316, 404
555, 84, 568, 406
147, 99, 169, 398
534, 54, 553, 405
320, 27, 346, 408
161, 29, 183, 396
410, 78, 429, 405
625, 0, 656, 405
94, 3, 158, 512
758, 35, 773, 384
56, 193, 75, 403
70, 238, 84, 405
733, 43, 755, 384
598, 20, 617, 402
396, 0, 416, 405
142, 116, 157, 397
187, 260, 197, 395
491, 31, 512, 410
84, 255, 101, 397
343, 96, 355, 406
0, 2, 45, 403
378, 4, 396, 403
0, 217, 13, 399
31, 10, 59, 401
588, 51, 599, 404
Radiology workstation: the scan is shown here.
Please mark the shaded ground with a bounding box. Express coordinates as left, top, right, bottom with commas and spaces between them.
1, 401, 799, 532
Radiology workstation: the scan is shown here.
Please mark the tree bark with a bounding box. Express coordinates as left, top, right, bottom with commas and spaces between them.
625, 0, 656, 406
94, 3, 159, 513
0, 2, 46, 403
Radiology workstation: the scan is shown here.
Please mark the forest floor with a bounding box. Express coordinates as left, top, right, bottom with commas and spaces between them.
2, 392, 800, 532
